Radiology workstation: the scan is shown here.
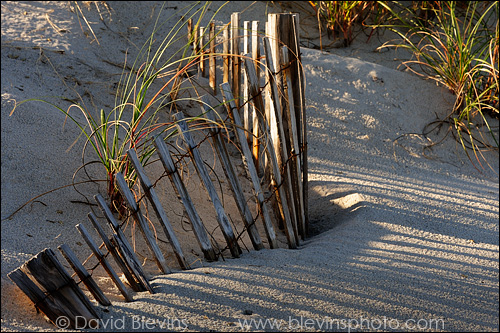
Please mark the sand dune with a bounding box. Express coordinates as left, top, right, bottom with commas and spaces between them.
2, 2, 498, 331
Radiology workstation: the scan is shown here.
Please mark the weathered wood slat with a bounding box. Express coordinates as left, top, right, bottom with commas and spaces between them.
153, 137, 218, 262
251, 21, 260, 80
126, 149, 189, 270
209, 22, 216, 95
281, 46, 306, 239
115, 172, 170, 274
9, 249, 100, 329
266, 15, 303, 240
264, 20, 277, 186
87, 212, 144, 291
76, 224, 134, 302
173, 112, 241, 258
251, 20, 261, 168
94, 193, 153, 293
243, 20, 252, 143
193, 24, 199, 57
25, 249, 99, 319
201, 95, 264, 250
262, 37, 300, 246
231, 12, 240, 108
292, 14, 309, 235
199, 26, 206, 77
109, 234, 154, 294
220, 83, 278, 249
268, 13, 308, 236
242, 54, 297, 249
58, 244, 111, 306
109, 233, 153, 294
8, 268, 73, 328
223, 24, 230, 85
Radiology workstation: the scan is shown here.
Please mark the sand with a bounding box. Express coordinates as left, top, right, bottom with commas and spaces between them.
1, 1, 498, 331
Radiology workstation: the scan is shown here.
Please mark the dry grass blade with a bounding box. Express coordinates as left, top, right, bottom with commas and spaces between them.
72, 1, 100, 45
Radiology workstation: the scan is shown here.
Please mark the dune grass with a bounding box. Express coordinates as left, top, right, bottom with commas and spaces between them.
375, 1, 498, 170
9, 1, 229, 215
309, 1, 498, 170
308, 1, 388, 48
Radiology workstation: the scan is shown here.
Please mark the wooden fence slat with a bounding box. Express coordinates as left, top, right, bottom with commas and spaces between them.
187, 18, 193, 47
251, 20, 261, 170
58, 244, 111, 306
193, 25, 199, 67
281, 46, 306, 239
87, 212, 144, 291
199, 26, 206, 77
268, 13, 308, 235
251, 21, 260, 79
8, 268, 80, 328
127, 149, 189, 270
209, 22, 216, 95
153, 136, 218, 262
220, 82, 279, 249
94, 193, 153, 293
173, 112, 241, 258
76, 224, 134, 302
109, 235, 154, 294
243, 20, 252, 143
107, 233, 154, 294
242, 54, 297, 249
264, 19, 276, 184
201, 95, 264, 250
262, 37, 300, 246
223, 24, 230, 86
292, 14, 309, 234
25, 249, 100, 319
9, 249, 100, 329
266, 14, 301, 239
231, 12, 240, 108
115, 172, 170, 274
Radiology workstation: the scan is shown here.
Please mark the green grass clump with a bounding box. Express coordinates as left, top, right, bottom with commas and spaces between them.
309, 1, 388, 48
377, 1, 498, 169
308, 1, 498, 170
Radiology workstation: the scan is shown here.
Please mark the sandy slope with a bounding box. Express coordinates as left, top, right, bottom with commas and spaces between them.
2, 1, 498, 331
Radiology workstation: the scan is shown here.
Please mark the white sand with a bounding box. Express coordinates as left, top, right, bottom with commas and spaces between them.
1, 1, 498, 331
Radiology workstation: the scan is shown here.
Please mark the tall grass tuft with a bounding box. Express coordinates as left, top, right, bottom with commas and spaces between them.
376, 1, 499, 170
309, 1, 388, 48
